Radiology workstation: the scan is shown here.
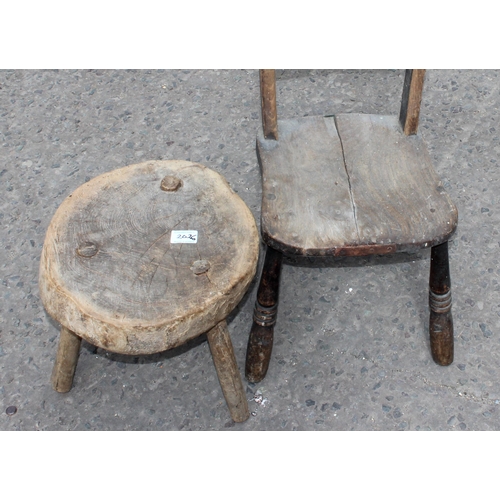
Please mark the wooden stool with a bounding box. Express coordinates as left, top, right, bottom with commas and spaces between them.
246, 70, 458, 383
39, 160, 259, 422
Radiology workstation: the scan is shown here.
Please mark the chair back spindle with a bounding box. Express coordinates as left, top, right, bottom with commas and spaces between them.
399, 69, 426, 135
260, 69, 278, 140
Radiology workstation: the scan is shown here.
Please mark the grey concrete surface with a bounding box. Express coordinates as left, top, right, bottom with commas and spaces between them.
1, 69, 499, 431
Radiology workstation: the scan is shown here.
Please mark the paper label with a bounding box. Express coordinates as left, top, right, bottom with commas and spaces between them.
170, 230, 198, 244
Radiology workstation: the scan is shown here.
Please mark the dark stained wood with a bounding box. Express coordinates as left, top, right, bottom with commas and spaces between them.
245, 246, 283, 383
399, 69, 426, 135
258, 114, 457, 256
39, 160, 259, 355
429, 241, 454, 365
255, 245, 283, 308
246, 324, 274, 384
207, 320, 250, 422
51, 326, 82, 393
260, 69, 278, 140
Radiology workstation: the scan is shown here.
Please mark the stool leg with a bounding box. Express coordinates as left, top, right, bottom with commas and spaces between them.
207, 320, 249, 423
245, 245, 283, 383
429, 241, 454, 365
51, 326, 82, 393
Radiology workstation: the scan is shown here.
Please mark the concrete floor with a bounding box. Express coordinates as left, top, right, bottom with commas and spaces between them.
1, 69, 499, 431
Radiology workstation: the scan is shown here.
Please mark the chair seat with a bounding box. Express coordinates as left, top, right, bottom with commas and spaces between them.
258, 114, 458, 256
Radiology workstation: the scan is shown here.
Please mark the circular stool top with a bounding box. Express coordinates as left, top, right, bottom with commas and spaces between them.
39, 160, 259, 354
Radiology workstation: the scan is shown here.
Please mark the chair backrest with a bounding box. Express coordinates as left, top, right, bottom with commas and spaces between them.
259, 69, 426, 141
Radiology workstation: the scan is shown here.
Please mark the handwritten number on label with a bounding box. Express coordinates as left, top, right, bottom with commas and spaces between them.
177, 233, 196, 241
170, 230, 198, 244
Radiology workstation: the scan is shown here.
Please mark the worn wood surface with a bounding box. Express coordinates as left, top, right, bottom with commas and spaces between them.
337, 113, 457, 247
258, 114, 457, 256
399, 69, 426, 135
260, 69, 278, 140
51, 326, 82, 393
39, 160, 259, 355
207, 320, 249, 422
258, 116, 358, 255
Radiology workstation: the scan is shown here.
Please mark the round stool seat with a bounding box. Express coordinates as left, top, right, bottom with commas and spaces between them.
40, 160, 258, 422
39, 160, 259, 355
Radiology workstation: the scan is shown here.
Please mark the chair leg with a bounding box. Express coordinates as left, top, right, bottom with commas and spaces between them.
245, 245, 283, 383
51, 326, 82, 393
207, 320, 250, 423
429, 241, 454, 365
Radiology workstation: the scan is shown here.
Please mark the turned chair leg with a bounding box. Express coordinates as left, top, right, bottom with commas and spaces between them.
429, 241, 454, 365
207, 320, 250, 423
51, 326, 82, 393
245, 245, 283, 383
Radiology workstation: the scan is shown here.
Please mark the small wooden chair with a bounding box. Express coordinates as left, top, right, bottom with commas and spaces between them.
245, 70, 458, 383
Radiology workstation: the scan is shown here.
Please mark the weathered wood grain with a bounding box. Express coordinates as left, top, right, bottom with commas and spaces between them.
258, 114, 457, 256
399, 69, 426, 135
336, 113, 458, 250
260, 69, 278, 140
258, 116, 358, 255
39, 160, 259, 355
51, 326, 82, 392
207, 320, 249, 422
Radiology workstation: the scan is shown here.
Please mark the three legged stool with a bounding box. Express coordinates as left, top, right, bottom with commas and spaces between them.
39, 160, 259, 422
